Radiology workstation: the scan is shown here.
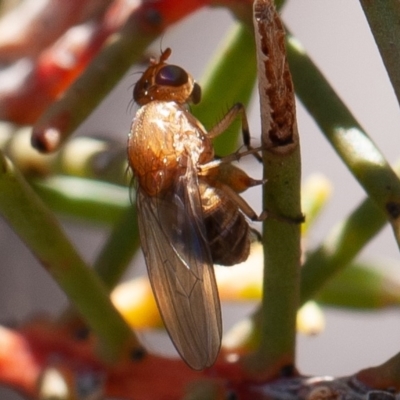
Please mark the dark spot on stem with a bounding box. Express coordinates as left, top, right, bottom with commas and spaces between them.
74, 326, 91, 341
280, 364, 296, 377
386, 202, 400, 219
145, 9, 163, 28
130, 346, 146, 361
226, 390, 238, 400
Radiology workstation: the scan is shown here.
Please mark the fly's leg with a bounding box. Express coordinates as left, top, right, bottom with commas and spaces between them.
198, 146, 264, 175
220, 183, 304, 224
199, 148, 266, 220
199, 152, 304, 224
207, 103, 262, 162
218, 183, 267, 221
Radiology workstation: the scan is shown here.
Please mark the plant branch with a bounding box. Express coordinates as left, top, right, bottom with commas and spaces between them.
300, 159, 400, 305
286, 33, 400, 251
244, 0, 302, 377
359, 0, 400, 108
31, 0, 205, 153
300, 195, 386, 304
357, 351, 400, 391
1, 127, 127, 185
0, 152, 142, 361
315, 261, 400, 310
32, 176, 129, 224
94, 204, 140, 289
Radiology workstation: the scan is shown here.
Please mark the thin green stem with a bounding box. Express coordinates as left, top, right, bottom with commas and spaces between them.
0, 153, 142, 361
245, 0, 301, 375
94, 204, 140, 290
301, 158, 400, 304
1, 128, 127, 186
300, 196, 386, 304
286, 33, 400, 250
359, 0, 400, 108
32, 176, 129, 224
256, 151, 301, 371
316, 261, 400, 310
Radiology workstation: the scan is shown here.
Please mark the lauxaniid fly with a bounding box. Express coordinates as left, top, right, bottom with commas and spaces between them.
127, 48, 264, 370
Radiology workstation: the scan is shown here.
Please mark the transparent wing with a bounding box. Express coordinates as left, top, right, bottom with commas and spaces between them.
136, 157, 222, 370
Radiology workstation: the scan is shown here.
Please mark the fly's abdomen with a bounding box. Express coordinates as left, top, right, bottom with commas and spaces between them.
200, 184, 250, 266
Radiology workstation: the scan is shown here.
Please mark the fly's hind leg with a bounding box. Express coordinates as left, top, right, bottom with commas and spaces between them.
219, 183, 304, 225
198, 151, 304, 224
218, 183, 267, 222
207, 103, 262, 162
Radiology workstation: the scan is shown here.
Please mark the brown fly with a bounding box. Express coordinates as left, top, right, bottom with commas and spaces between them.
127, 48, 264, 370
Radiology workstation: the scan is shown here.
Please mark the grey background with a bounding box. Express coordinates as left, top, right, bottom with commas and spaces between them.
1, 1, 400, 398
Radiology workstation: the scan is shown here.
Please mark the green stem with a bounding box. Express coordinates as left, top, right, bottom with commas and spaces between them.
0, 153, 141, 361
301, 157, 400, 304
286, 33, 400, 250
246, 0, 302, 375
316, 261, 400, 310
256, 150, 301, 371
1, 128, 127, 186
94, 204, 140, 290
32, 176, 129, 224
301, 196, 386, 304
359, 0, 400, 108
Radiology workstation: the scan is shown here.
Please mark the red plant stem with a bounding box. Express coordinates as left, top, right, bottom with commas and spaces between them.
0, 320, 254, 399
30, 0, 208, 152
0, 0, 113, 62
1, 0, 207, 126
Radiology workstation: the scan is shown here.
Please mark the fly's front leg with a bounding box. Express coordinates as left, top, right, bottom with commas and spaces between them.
207, 103, 262, 162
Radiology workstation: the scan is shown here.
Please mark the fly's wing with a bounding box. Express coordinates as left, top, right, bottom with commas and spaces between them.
136, 157, 222, 370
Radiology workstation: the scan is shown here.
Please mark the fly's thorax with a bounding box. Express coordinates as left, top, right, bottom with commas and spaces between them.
128, 101, 213, 196
199, 182, 251, 266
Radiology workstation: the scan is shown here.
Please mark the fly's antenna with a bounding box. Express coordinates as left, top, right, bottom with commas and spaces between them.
159, 34, 166, 56
159, 35, 164, 55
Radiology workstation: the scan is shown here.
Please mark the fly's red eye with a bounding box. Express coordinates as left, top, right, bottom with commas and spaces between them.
156, 65, 188, 87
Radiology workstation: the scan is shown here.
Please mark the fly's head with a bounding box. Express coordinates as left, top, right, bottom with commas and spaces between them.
133, 48, 201, 106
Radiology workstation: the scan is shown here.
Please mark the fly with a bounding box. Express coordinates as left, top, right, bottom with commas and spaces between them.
127, 48, 264, 370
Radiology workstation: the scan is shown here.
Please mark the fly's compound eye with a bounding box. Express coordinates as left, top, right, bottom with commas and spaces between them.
156, 65, 188, 87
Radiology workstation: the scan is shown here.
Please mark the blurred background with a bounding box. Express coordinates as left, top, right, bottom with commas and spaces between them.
1, 1, 400, 398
